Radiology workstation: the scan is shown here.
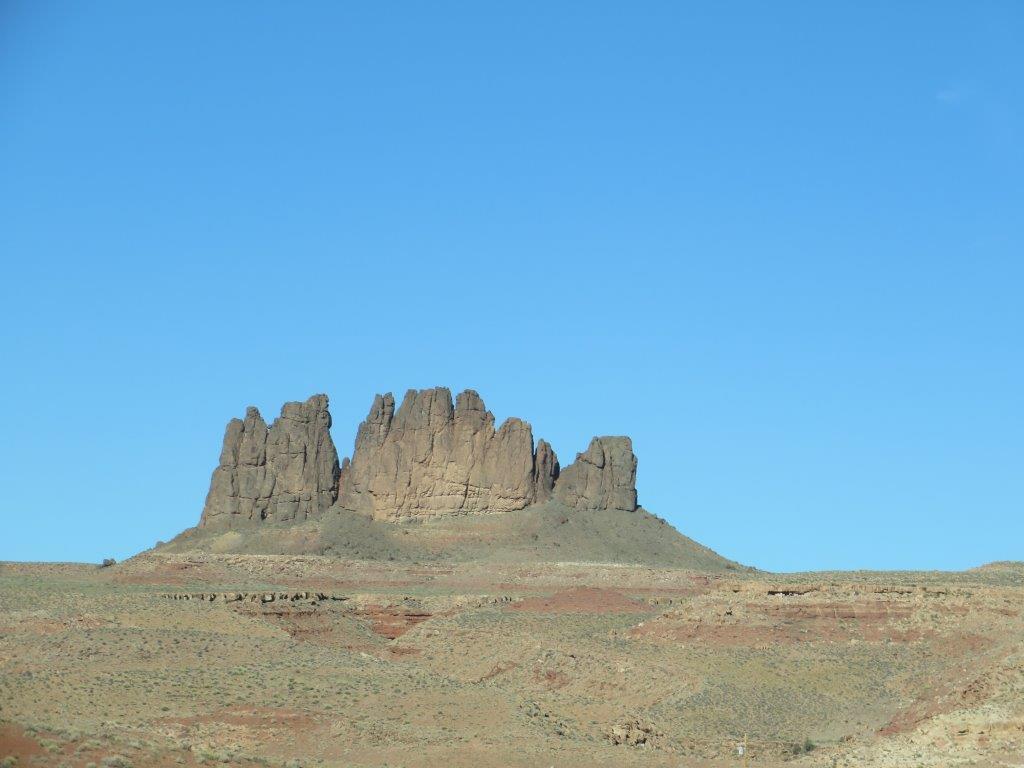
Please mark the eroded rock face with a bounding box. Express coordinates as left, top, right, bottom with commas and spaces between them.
607, 717, 663, 747
533, 439, 559, 502
199, 388, 639, 528
200, 395, 340, 529
554, 436, 638, 512
337, 387, 560, 520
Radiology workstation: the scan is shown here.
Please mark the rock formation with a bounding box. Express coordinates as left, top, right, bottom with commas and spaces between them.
336, 388, 559, 520
200, 394, 340, 529
553, 436, 638, 512
198, 388, 639, 529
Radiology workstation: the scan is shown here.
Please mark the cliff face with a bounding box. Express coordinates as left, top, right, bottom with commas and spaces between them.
200, 395, 340, 530
553, 436, 638, 512
337, 388, 558, 520
198, 388, 638, 528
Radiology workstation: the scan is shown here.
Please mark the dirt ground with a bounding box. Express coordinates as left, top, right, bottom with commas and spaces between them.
1, 555, 1022, 767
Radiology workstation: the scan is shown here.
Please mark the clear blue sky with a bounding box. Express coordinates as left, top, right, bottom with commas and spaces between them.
1, 2, 1021, 571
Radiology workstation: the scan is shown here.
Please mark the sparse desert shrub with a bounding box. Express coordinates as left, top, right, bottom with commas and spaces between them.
100, 756, 131, 768
1, 756, 18, 768
789, 738, 816, 755
100, 559, 116, 568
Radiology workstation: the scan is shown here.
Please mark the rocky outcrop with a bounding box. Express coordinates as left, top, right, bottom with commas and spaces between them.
200, 394, 340, 529
337, 388, 560, 520
197, 388, 639, 528
607, 718, 663, 747
533, 439, 559, 502
554, 436, 638, 512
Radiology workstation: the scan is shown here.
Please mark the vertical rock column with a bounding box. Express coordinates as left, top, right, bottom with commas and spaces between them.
553, 436, 638, 512
199, 394, 340, 530
336, 387, 561, 520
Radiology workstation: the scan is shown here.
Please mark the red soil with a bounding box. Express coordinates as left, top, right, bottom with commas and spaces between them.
507, 587, 651, 614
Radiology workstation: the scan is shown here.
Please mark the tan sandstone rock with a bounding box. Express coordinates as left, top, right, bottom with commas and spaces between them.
200, 394, 340, 529
198, 388, 640, 527
337, 387, 560, 520
554, 436, 638, 512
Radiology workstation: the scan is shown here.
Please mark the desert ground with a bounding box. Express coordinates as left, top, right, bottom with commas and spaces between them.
1, 554, 1021, 768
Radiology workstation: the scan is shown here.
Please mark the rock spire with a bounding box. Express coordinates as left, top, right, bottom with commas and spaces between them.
553, 436, 638, 512
336, 388, 559, 520
199, 394, 340, 529
198, 388, 640, 529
